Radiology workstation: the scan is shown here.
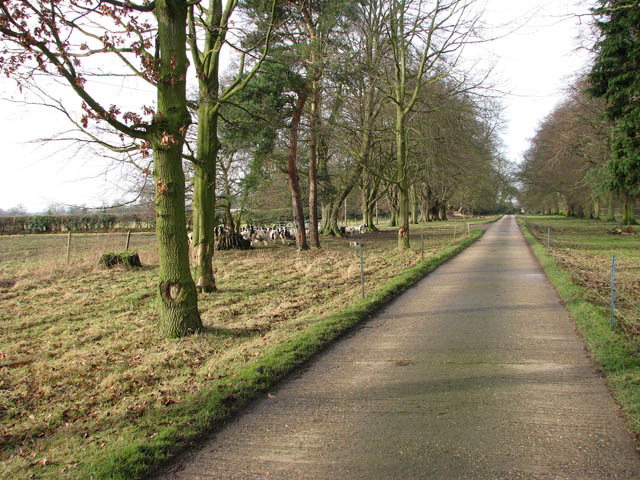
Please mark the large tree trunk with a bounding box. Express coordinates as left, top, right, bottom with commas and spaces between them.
361, 176, 381, 232
606, 191, 616, 221
389, 186, 399, 226
410, 186, 418, 224
363, 201, 376, 231
192, 99, 218, 293
396, 110, 410, 248
623, 193, 637, 225
558, 195, 569, 216
319, 203, 332, 233
308, 77, 321, 248
592, 197, 600, 220
190, 0, 225, 294
288, 90, 309, 250
438, 203, 448, 221
154, 0, 202, 337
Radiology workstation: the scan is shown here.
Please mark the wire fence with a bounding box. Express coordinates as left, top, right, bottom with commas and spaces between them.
526, 221, 640, 341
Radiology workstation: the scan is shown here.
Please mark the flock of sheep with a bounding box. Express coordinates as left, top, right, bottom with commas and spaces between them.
239, 223, 369, 247
188, 223, 369, 249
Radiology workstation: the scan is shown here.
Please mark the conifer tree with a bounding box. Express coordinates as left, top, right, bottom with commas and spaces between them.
589, 0, 640, 224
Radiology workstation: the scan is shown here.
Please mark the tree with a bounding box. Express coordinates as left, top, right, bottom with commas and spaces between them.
0, 1, 202, 337
382, 0, 481, 248
187, 0, 275, 292
588, 0, 640, 224
517, 78, 613, 218
319, 0, 387, 237
251, 0, 352, 249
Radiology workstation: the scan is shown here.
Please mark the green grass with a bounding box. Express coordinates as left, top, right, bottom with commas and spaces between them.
521, 215, 640, 336
518, 216, 640, 439
0, 219, 491, 479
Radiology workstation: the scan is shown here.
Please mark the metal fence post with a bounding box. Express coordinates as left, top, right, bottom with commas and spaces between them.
359, 244, 365, 298
66, 231, 72, 264
125, 230, 131, 251
611, 254, 616, 327
547, 228, 550, 250
421, 228, 424, 261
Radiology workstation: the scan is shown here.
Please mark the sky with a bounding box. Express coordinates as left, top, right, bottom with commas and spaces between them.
0, 0, 594, 213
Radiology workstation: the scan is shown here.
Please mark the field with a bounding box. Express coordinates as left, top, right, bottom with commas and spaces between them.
0, 218, 491, 479
522, 216, 640, 337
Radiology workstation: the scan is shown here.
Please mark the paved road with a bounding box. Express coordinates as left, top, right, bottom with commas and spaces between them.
161, 215, 640, 479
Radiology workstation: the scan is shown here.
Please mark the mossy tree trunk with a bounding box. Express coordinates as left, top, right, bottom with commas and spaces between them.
192, 97, 218, 293
388, 185, 399, 226
438, 203, 448, 221
189, 1, 223, 294
606, 191, 617, 221
410, 185, 418, 224
623, 193, 637, 225
360, 171, 382, 232
154, 0, 202, 337
188, 0, 274, 290
592, 197, 600, 220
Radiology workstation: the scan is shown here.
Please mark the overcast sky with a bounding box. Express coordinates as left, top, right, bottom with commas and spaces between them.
0, 0, 593, 213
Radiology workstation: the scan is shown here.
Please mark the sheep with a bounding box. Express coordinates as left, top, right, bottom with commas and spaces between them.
270, 227, 291, 246
282, 227, 296, 241
344, 226, 360, 236
251, 228, 270, 247
341, 223, 368, 236
240, 225, 254, 241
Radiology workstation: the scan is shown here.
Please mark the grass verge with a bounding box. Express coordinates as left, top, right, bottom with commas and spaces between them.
89, 229, 484, 479
517, 217, 640, 441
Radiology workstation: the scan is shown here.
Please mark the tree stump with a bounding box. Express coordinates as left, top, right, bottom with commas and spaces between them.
215, 232, 252, 250
99, 252, 143, 268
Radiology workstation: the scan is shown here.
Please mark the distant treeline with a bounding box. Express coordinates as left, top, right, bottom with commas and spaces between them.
0, 214, 156, 235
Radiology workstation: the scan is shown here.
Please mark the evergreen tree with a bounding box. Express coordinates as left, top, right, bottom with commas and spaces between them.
588, 0, 640, 224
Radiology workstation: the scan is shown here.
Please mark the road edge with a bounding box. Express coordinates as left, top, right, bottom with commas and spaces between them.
517, 216, 640, 448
